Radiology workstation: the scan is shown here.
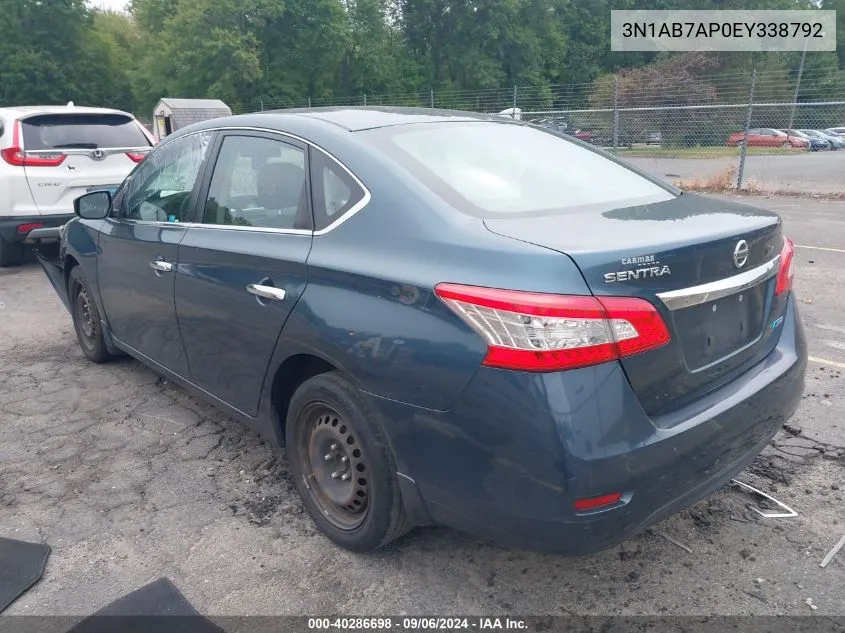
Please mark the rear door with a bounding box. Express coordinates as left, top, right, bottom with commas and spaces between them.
174, 131, 314, 416
21, 112, 152, 215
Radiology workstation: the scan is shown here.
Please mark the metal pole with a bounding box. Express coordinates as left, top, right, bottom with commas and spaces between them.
737, 69, 757, 190
513, 85, 517, 112
430, 89, 434, 108
308, 97, 312, 109
787, 40, 807, 131
363, 93, 367, 106
612, 75, 619, 154
259, 98, 264, 112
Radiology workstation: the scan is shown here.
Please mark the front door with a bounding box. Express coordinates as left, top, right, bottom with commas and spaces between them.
175, 131, 312, 416
97, 130, 215, 375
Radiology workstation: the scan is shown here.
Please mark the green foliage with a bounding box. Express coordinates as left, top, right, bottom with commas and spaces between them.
0, 0, 841, 118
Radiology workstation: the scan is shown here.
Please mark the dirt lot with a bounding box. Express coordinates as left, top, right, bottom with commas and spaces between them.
1, 195, 844, 617
627, 151, 845, 195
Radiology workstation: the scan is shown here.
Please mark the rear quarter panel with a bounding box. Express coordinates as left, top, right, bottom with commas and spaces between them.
264, 138, 594, 412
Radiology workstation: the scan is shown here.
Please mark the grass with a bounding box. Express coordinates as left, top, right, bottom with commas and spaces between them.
676, 166, 739, 193
616, 145, 805, 159
673, 166, 845, 199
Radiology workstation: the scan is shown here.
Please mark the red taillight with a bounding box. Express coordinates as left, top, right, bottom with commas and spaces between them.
775, 238, 795, 296
434, 283, 671, 372
0, 121, 66, 167
574, 492, 623, 512
1, 147, 66, 167
17, 222, 44, 235
126, 151, 147, 163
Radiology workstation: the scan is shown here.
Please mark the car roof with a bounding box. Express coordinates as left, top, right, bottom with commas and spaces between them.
237, 106, 514, 132
0, 105, 135, 120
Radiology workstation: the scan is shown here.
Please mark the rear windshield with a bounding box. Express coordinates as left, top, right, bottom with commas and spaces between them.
22, 113, 151, 150
361, 122, 675, 218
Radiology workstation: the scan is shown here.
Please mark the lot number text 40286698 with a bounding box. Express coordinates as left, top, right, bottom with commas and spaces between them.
307, 617, 529, 630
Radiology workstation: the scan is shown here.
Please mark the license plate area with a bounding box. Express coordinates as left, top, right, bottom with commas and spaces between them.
673, 281, 768, 371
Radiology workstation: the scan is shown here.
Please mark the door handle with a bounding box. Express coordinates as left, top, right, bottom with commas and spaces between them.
247, 284, 286, 301
150, 260, 173, 273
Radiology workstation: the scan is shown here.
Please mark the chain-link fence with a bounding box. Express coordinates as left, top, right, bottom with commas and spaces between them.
234, 67, 845, 195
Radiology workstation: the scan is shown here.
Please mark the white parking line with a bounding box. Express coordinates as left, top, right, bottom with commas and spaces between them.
809, 356, 845, 369
795, 245, 845, 254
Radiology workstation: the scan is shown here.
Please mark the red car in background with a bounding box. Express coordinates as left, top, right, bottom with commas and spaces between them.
532, 118, 593, 143
727, 128, 809, 149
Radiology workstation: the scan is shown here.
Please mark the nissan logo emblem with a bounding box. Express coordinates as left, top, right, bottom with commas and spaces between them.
733, 240, 749, 269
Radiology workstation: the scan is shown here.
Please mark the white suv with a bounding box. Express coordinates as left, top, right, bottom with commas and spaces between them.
0, 104, 154, 266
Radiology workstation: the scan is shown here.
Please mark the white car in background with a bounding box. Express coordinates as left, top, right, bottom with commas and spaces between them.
0, 103, 154, 266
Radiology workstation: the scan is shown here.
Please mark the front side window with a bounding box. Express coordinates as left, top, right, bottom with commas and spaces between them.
121, 131, 212, 221
361, 122, 674, 218
202, 135, 308, 230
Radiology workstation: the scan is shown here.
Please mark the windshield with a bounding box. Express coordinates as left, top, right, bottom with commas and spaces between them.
22, 113, 151, 150
361, 122, 675, 218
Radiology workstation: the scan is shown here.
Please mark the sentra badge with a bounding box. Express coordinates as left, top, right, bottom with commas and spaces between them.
604, 254, 671, 283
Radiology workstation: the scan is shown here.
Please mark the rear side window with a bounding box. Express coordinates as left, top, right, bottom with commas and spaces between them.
361, 122, 673, 218
21, 114, 151, 151
310, 148, 367, 231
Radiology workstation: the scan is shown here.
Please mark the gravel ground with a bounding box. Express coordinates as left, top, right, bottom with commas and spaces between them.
627, 151, 845, 195
1, 195, 843, 617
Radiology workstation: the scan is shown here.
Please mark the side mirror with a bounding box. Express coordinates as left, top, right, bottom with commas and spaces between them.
75, 190, 112, 220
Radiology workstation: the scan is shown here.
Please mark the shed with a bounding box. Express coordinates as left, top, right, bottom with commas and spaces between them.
153, 98, 232, 141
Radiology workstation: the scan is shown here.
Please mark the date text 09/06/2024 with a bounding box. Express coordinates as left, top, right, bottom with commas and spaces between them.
307, 617, 528, 630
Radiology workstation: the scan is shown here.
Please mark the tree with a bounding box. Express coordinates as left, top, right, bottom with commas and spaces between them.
131, 0, 282, 112
0, 0, 89, 105
258, 0, 348, 106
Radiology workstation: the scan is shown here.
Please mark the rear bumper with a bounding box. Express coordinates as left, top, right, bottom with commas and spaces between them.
0, 214, 74, 243
376, 294, 807, 554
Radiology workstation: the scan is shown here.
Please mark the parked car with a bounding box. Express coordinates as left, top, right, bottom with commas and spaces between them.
781, 129, 830, 151
531, 117, 593, 143
824, 127, 845, 137
28, 107, 806, 555
0, 103, 154, 266
726, 128, 809, 149
799, 129, 845, 150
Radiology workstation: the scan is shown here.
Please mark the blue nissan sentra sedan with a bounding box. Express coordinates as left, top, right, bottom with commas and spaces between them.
27, 107, 806, 554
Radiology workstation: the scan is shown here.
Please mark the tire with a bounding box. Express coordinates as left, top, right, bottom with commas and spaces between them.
781, 141, 791, 149
0, 236, 25, 268
68, 266, 113, 363
286, 371, 411, 552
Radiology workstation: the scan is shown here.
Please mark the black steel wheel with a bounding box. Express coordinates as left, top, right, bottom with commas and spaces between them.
69, 266, 112, 363
286, 372, 411, 551
298, 403, 370, 530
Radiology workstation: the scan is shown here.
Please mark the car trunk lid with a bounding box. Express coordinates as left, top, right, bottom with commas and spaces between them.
484, 192, 787, 418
